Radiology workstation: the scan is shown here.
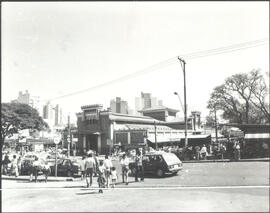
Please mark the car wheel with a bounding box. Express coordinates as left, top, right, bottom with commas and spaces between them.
156, 169, 164, 177
67, 170, 72, 177
173, 171, 178, 176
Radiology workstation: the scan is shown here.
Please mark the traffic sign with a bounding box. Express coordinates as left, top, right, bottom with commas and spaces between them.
54, 137, 61, 144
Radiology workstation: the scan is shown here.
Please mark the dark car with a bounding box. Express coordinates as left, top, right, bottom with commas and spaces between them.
50, 158, 81, 177
129, 151, 183, 177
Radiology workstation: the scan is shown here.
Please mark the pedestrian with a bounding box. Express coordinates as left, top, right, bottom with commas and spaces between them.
134, 149, 144, 182
104, 155, 113, 187
85, 153, 96, 187
194, 145, 201, 160
234, 142, 241, 161
93, 153, 100, 177
80, 156, 86, 180
111, 167, 118, 188
43, 162, 51, 183
31, 157, 40, 182
17, 156, 22, 175
220, 143, 226, 160
10, 155, 19, 177
200, 144, 207, 160
2, 154, 11, 175
120, 153, 130, 185
97, 161, 106, 193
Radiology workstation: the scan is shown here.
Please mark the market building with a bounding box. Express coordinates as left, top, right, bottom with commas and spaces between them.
75, 104, 211, 155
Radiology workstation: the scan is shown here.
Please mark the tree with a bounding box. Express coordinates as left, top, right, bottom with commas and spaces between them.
207, 69, 270, 124
1, 102, 49, 148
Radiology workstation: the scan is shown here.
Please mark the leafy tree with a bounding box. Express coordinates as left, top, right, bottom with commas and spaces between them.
1, 102, 49, 148
207, 69, 270, 124
205, 114, 216, 128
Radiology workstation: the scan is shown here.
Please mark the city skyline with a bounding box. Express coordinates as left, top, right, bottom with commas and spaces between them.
2, 2, 269, 123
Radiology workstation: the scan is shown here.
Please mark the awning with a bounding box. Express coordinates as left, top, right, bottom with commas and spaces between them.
244, 133, 270, 139
147, 134, 211, 143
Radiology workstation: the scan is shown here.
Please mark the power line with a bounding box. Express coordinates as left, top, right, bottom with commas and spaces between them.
42, 38, 269, 102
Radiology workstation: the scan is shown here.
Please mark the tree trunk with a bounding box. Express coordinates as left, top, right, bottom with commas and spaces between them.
245, 101, 249, 124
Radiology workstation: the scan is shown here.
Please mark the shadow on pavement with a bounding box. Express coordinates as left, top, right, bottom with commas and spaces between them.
76, 190, 100, 195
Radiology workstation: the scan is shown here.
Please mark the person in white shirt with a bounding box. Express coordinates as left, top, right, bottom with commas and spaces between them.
84, 153, 96, 187
43, 162, 51, 183
120, 154, 130, 185
30, 157, 40, 182
111, 167, 118, 188
103, 155, 113, 188
200, 144, 207, 160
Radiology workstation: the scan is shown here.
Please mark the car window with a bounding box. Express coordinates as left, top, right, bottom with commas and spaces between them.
143, 156, 150, 162
63, 160, 70, 166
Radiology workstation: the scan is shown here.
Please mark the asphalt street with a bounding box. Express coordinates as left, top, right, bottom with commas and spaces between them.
2, 161, 269, 212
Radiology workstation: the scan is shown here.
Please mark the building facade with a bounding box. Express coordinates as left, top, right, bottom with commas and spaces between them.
76, 104, 209, 155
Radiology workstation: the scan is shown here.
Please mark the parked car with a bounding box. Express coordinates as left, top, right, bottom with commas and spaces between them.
50, 158, 81, 177
129, 151, 183, 177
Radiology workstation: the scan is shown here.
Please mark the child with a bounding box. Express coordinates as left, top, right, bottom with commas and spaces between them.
97, 161, 106, 193
111, 167, 117, 188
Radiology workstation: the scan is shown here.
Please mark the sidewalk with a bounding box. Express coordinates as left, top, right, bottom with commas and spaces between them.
183, 157, 270, 163
1, 174, 79, 182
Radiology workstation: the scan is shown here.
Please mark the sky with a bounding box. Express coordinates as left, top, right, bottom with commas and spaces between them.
2, 1, 269, 123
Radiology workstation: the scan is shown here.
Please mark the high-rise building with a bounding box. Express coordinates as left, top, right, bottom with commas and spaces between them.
110, 97, 129, 114
42, 102, 63, 128
135, 92, 162, 115
17, 90, 30, 104
141, 92, 152, 109
16, 90, 42, 115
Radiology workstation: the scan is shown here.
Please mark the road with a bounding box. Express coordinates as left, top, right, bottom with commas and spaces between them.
2, 161, 269, 212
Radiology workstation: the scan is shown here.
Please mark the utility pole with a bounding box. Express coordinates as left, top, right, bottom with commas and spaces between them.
154, 121, 157, 150
214, 106, 218, 145
178, 57, 188, 147
67, 114, 71, 158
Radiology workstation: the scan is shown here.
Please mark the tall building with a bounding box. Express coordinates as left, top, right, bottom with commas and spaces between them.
110, 97, 129, 114
17, 90, 30, 104
135, 92, 162, 115
42, 102, 63, 128
16, 90, 42, 115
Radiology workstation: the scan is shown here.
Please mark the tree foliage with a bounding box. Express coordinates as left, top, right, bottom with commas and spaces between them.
207, 69, 270, 124
1, 103, 49, 146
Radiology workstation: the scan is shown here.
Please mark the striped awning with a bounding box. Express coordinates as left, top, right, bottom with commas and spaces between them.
245, 133, 270, 139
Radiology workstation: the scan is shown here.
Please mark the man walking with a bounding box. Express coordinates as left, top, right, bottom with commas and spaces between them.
104, 155, 113, 188
85, 153, 96, 187
135, 149, 144, 182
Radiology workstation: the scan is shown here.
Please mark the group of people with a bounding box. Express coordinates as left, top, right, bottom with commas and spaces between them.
79, 149, 144, 193
79, 153, 117, 193
2, 154, 21, 177
2, 153, 51, 183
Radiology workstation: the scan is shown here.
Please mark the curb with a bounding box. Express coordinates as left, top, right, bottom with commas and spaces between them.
1, 176, 76, 182
182, 158, 270, 163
